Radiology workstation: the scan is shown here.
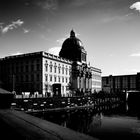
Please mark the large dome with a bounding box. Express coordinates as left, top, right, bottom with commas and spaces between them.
59, 30, 86, 62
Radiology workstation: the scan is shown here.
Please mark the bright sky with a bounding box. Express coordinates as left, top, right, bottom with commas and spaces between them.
0, 0, 140, 76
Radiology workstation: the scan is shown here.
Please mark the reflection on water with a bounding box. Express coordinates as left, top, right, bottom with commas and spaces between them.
90, 113, 102, 129
31, 102, 140, 140
89, 115, 140, 140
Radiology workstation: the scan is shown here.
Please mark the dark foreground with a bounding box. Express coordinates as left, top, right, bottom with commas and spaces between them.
1, 93, 140, 140
0, 109, 97, 140
30, 101, 140, 140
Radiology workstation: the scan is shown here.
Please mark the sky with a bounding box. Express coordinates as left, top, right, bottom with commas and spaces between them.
0, 0, 140, 76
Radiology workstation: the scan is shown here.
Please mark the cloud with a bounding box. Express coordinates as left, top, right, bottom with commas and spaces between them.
11, 52, 23, 56
56, 34, 69, 45
56, 37, 67, 45
130, 2, 140, 12
1, 19, 24, 34
12, 19, 24, 26
100, 12, 133, 24
35, 0, 58, 11
125, 13, 133, 17
130, 52, 140, 57
23, 28, 30, 33
47, 47, 61, 56
70, 0, 88, 7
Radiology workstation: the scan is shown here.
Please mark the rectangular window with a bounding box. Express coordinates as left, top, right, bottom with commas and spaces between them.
54, 76, 57, 82
58, 64, 61, 74
62, 65, 64, 74
36, 59, 39, 63
62, 86, 64, 93
37, 74, 39, 81
45, 74, 48, 82
45, 65, 48, 71
50, 62, 52, 72
26, 65, 28, 72
62, 77, 64, 83
58, 77, 61, 82
54, 67, 57, 73
26, 75, 28, 82
31, 65, 34, 71
54, 63, 57, 73
62, 68, 64, 74
50, 75, 52, 82
58, 67, 60, 74
106, 78, 109, 84
16, 66, 19, 73
69, 69, 71, 75
20, 66, 23, 72
45, 61, 48, 72
31, 74, 34, 81
50, 66, 52, 72
37, 64, 40, 71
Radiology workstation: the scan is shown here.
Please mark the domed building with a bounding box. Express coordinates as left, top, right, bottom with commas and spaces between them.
59, 30, 102, 95
59, 30, 87, 63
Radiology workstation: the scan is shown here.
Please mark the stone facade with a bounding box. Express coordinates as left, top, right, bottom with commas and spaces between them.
0, 52, 72, 96
42, 52, 71, 96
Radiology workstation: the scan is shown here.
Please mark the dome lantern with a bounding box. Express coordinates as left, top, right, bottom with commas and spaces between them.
70, 29, 75, 38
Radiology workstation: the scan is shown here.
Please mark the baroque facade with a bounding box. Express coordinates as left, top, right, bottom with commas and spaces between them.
0, 30, 101, 96
59, 30, 101, 95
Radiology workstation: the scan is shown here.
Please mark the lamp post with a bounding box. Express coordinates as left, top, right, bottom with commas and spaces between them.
12, 74, 16, 95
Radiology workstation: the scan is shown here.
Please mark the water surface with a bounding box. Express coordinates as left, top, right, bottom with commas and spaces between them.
32, 103, 140, 140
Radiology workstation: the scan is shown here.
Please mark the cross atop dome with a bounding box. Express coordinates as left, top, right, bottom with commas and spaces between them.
70, 29, 75, 37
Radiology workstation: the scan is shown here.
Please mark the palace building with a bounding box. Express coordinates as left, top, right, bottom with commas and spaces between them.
0, 30, 101, 96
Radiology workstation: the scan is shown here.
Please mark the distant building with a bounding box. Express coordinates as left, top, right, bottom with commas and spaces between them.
102, 73, 140, 93
0, 30, 101, 96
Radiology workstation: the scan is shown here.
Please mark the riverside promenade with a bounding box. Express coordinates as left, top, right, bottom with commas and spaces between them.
12, 93, 126, 112
0, 109, 98, 140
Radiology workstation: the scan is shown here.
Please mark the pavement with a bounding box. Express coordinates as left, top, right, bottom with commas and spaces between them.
0, 109, 98, 140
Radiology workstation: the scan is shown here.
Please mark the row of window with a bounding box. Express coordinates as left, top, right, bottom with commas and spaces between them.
45, 60, 70, 68
16, 83, 40, 91
14, 74, 40, 82
92, 74, 101, 80
9, 59, 40, 66
114, 84, 136, 89
45, 74, 69, 83
8, 64, 40, 73
45, 63, 71, 75
92, 81, 101, 86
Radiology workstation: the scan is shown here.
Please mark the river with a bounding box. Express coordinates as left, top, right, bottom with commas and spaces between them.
31, 102, 140, 140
